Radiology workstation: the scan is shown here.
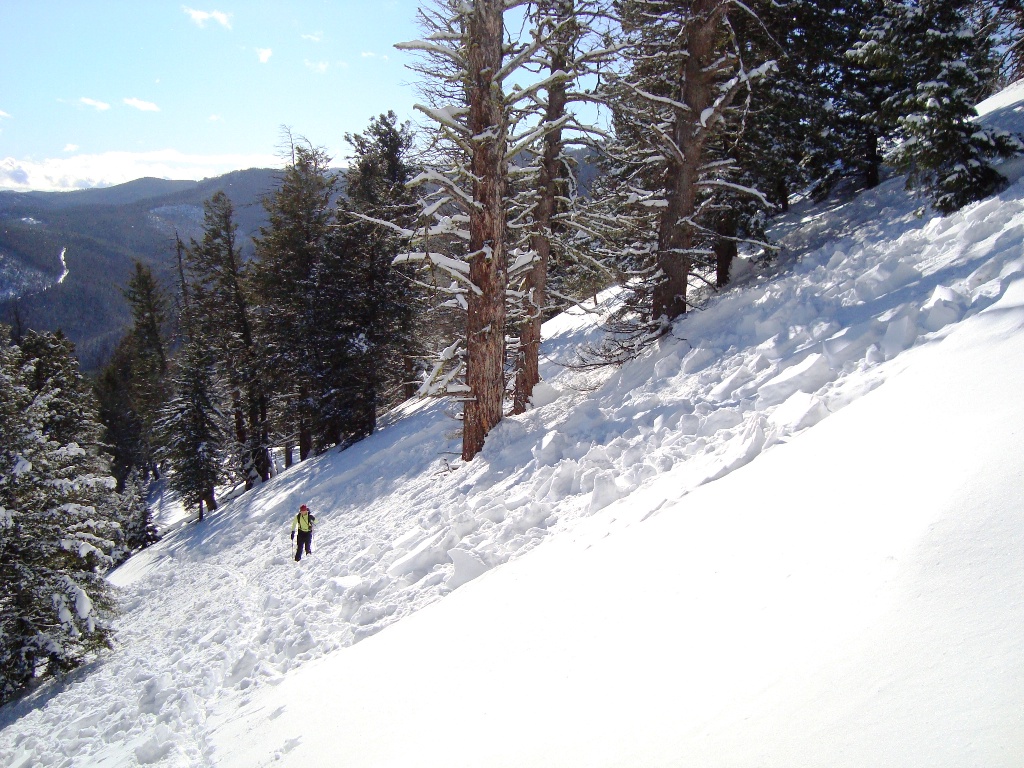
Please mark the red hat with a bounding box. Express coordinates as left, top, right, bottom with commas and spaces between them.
300, 504, 309, 511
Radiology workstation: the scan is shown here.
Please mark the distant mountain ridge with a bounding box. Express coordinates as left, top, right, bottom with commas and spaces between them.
0, 168, 285, 370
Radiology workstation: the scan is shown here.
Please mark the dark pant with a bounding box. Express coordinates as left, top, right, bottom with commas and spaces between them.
295, 530, 312, 561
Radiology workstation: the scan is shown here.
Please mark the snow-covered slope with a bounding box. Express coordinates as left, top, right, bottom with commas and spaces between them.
3, 90, 1024, 766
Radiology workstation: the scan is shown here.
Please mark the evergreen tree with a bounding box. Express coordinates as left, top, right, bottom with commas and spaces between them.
156, 335, 226, 520
331, 112, 421, 444
121, 261, 171, 474
853, 0, 1023, 213
94, 336, 146, 490
111, 470, 159, 565
508, 0, 618, 414
95, 262, 173, 489
607, 0, 775, 329
399, 0, 582, 459
253, 141, 337, 460
0, 327, 117, 705
185, 192, 271, 486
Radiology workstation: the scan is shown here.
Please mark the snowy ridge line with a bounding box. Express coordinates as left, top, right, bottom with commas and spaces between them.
3, 171, 1024, 765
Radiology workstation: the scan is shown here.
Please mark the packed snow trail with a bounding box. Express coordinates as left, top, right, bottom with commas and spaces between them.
3, 115, 1024, 765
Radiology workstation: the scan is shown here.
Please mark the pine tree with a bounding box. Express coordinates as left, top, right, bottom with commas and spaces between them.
397, 0, 516, 461
95, 261, 173, 490
607, 0, 775, 329
253, 141, 337, 460
508, 0, 619, 414
397, 0, 596, 458
853, 0, 1023, 213
121, 261, 171, 475
331, 112, 422, 442
111, 470, 159, 565
185, 192, 271, 486
94, 336, 146, 490
156, 335, 226, 520
0, 327, 117, 705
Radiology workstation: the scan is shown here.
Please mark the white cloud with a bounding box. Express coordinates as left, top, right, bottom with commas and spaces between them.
0, 110, 10, 119
302, 32, 322, 42
79, 97, 111, 111
209, 114, 223, 122
63, 144, 79, 152
304, 59, 329, 74
0, 149, 281, 192
124, 97, 160, 112
256, 48, 273, 63
183, 7, 232, 29
361, 51, 389, 62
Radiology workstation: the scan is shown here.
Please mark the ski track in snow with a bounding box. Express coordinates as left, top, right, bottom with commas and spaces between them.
3, 173, 1024, 764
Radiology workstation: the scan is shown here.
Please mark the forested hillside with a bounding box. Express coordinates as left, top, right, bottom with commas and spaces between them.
0, 169, 279, 370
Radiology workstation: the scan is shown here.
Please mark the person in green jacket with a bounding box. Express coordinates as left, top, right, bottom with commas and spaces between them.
290, 504, 315, 561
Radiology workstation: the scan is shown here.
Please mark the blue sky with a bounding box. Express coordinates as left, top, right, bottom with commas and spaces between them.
0, 1, 425, 190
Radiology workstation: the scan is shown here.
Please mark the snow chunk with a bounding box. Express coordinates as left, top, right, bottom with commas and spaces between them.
134, 729, 173, 765
769, 392, 831, 433
682, 345, 716, 373
920, 286, 965, 332
387, 529, 455, 580
757, 353, 835, 407
446, 548, 490, 590
881, 308, 919, 359
590, 471, 622, 512
529, 382, 562, 408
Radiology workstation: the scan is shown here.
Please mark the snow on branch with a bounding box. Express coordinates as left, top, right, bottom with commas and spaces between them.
507, 113, 573, 159
408, 169, 477, 213
413, 103, 471, 136
393, 251, 482, 296
395, 38, 466, 67
621, 81, 691, 114
697, 178, 771, 206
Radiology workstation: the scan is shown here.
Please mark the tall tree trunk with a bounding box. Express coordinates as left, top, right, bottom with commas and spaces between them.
651, 0, 728, 323
463, 0, 508, 461
513, 0, 571, 416
231, 389, 252, 488
298, 387, 312, 460
715, 210, 738, 289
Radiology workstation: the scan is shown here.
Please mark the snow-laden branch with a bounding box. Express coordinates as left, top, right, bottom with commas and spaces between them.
620, 81, 691, 114
408, 170, 477, 213
394, 251, 482, 296
412, 103, 471, 136
506, 69, 572, 106
395, 38, 466, 67
697, 178, 771, 207
507, 113, 573, 159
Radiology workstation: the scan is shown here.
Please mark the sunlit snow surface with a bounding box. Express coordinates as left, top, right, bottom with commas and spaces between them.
3, 88, 1024, 766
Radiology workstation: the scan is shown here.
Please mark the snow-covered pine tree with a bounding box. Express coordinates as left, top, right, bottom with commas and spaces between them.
0, 327, 117, 705
508, 0, 621, 414
732, 0, 880, 206
395, 0, 519, 461
852, 0, 1023, 213
156, 332, 226, 521
185, 192, 271, 485
1001, 1, 1024, 81
328, 112, 422, 443
252, 140, 337, 461
607, 0, 776, 331
120, 260, 172, 479
94, 335, 147, 490
111, 470, 159, 565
